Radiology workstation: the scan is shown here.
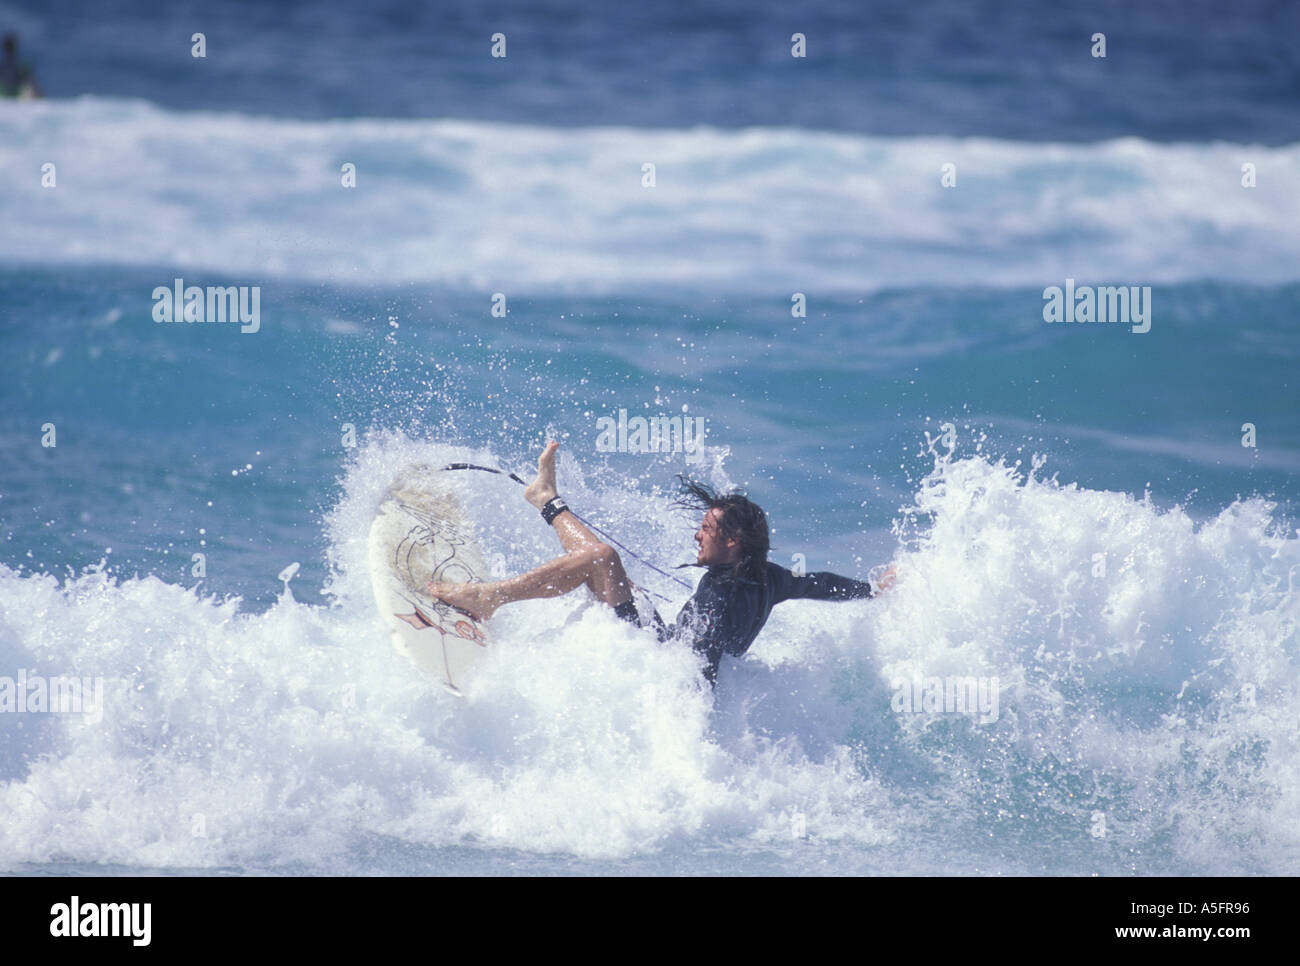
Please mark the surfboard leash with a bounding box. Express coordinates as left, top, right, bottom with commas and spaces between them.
439, 462, 693, 599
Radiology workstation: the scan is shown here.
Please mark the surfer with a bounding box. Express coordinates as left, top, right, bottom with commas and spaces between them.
0, 34, 42, 99
428, 441, 895, 686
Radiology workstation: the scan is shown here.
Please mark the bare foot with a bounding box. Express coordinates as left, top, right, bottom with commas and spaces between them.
426, 580, 498, 621
524, 440, 560, 509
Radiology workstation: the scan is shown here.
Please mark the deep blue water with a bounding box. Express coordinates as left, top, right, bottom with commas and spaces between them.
7, 0, 1299, 142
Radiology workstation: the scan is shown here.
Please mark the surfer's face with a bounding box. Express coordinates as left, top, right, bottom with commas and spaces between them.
696, 508, 739, 566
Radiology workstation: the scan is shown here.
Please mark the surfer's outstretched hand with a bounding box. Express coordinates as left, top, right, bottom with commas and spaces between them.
875, 564, 898, 594
524, 440, 560, 509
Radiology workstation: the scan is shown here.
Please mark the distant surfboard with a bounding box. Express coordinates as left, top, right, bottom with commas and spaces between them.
368, 465, 489, 695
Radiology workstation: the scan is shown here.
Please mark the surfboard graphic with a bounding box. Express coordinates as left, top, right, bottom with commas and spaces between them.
368, 466, 489, 695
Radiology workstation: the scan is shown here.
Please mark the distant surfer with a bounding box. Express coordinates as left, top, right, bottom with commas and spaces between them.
428, 442, 895, 686
0, 33, 42, 99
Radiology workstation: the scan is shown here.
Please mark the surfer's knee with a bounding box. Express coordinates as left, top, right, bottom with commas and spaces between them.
575, 541, 621, 574
568, 543, 627, 592
579, 542, 631, 604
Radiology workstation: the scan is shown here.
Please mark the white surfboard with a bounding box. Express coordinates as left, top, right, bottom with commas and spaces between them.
368, 465, 489, 695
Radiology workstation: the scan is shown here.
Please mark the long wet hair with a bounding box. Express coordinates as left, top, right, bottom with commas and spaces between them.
674, 476, 769, 580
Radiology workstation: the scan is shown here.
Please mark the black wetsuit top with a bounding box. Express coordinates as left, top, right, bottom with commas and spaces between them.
619, 561, 874, 686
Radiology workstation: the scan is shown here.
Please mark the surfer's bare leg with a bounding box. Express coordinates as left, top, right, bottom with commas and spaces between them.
524, 440, 634, 601
429, 543, 629, 617
523, 441, 608, 553
428, 543, 631, 621
427, 441, 633, 619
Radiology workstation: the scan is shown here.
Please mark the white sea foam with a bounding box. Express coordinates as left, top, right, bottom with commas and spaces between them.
3, 97, 1298, 293
0, 432, 1296, 872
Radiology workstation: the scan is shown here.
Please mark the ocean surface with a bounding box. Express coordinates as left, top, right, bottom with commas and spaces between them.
1, 0, 1297, 875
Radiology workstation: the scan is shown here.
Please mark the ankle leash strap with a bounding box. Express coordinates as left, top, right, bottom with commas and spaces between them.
541, 496, 570, 525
